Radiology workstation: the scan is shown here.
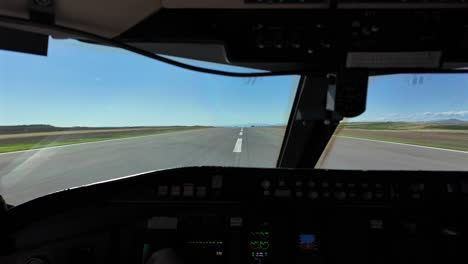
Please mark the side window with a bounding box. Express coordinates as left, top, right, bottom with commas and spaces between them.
318, 74, 468, 171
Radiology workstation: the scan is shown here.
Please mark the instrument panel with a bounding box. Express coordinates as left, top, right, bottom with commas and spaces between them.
120, 8, 468, 71
1, 167, 468, 264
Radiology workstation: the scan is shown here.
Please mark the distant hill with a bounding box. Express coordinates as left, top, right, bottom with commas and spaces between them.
430, 119, 467, 123
0, 125, 61, 134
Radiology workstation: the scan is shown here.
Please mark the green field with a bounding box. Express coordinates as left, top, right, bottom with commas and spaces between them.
0, 126, 206, 153
337, 122, 468, 151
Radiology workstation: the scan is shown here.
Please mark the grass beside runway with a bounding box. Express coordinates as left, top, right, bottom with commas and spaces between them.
336, 122, 468, 151
0, 127, 207, 153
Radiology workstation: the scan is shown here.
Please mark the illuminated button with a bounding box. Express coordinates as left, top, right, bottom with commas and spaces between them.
309, 191, 319, 199
157, 185, 169, 197
196, 186, 207, 198
375, 192, 384, 199
322, 191, 330, 198
170, 186, 181, 197
295, 180, 303, 187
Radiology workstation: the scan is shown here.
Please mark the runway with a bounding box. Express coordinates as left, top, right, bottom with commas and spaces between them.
1, 127, 466, 205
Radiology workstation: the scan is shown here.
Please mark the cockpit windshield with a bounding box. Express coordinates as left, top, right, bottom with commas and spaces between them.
0, 38, 300, 205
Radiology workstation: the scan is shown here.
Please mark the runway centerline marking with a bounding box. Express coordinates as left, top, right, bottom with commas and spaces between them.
233, 138, 242, 153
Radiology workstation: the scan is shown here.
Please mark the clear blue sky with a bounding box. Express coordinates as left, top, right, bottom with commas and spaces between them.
0, 38, 466, 126
0, 38, 299, 127
352, 74, 468, 122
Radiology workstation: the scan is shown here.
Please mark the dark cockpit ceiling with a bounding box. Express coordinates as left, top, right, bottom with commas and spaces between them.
2, 0, 468, 72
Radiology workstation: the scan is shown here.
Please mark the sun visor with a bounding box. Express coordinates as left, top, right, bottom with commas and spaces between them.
0, 0, 161, 38
0, 26, 48, 56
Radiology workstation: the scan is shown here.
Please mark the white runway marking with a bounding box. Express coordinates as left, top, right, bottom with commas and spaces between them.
233, 138, 243, 153
337, 136, 468, 154
239, 132, 243, 136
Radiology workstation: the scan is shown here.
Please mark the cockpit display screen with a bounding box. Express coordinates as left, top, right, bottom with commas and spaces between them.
298, 234, 318, 252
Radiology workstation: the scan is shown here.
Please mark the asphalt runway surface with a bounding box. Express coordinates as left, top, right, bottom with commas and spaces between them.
0, 127, 467, 205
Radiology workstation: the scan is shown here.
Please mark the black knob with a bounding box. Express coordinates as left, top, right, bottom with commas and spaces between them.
261, 180, 271, 190
308, 180, 316, 188
334, 191, 347, 200
309, 191, 319, 200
